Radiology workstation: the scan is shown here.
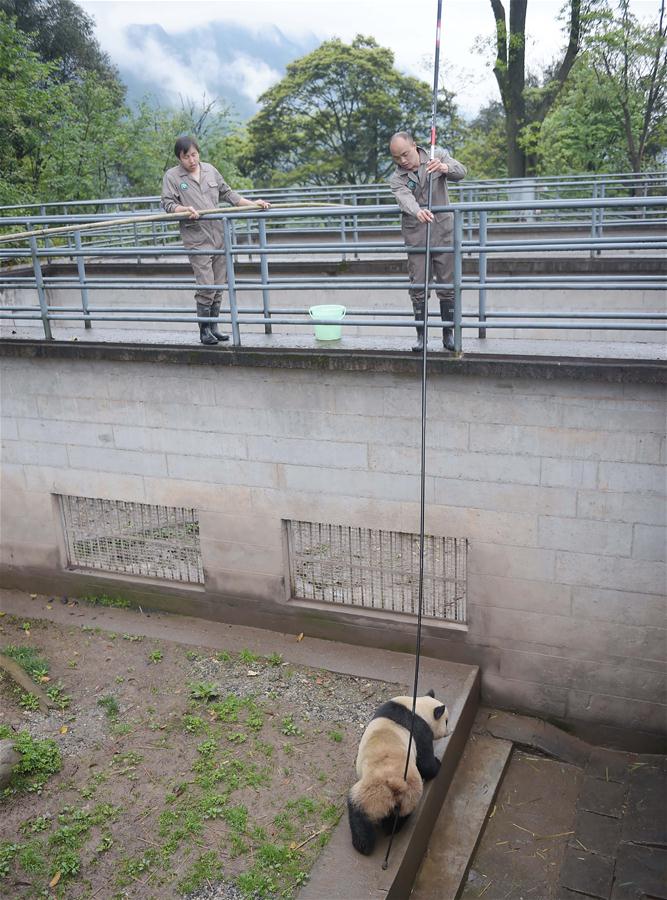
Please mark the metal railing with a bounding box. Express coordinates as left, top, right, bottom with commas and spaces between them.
0, 194, 665, 351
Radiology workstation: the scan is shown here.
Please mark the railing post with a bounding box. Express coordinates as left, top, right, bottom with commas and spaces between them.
29, 234, 52, 340
453, 209, 463, 354
258, 218, 272, 334
478, 210, 487, 340
597, 181, 605, 255
222, 217, 241, 346
340, 212, 346, 262
351, 193, 359, 259
590, 181, 598, 259
73, 230, 91, 329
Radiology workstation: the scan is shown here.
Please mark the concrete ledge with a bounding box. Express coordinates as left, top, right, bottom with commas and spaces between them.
1, 338, 665, 384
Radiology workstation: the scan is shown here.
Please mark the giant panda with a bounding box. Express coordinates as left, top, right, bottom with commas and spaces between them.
347, 690, 449, 855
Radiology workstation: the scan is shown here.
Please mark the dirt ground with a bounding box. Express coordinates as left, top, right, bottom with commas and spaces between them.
0, 601, 402, 899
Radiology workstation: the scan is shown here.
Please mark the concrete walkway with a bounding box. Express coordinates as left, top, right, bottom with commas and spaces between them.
459, 709, 667, 900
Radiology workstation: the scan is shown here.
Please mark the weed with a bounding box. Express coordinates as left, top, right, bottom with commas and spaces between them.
267, 652, 283, 666
227, 731, 247, 744
114, 675, 124, 684
21, 622, 31, 632
20, 815, 51, 835
18, 692, 40, 711
82, 594, 131, 609
215, 650, 231, 662
199, 794, 227, 820
182, 714, 205, 734
116, 849, 157, 888
17, 840, 47, 877
94, 833, 113, 854
196, 739, 217, 757
110, 722, 133, 736
0, 842, 20, 878
177, 850, 223, 894
97, 695, 120, 719
185, 649, 199, 661
148, 650, 163, 664
46, 682, 71, 710
239, 648, 258, 665
67, 659, 78, 668
329, 730, 343, 743
280, 715, 303, 737
121, 633, 144, 643
210, 694, 243, 723
189, 681, 219, 702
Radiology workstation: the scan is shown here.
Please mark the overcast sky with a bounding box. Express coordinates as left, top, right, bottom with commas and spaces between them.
79, 0, 658, 118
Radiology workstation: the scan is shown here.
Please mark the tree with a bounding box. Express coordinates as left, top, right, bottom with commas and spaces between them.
490, 0, 583, 177
0, 0, 119, 84
456, 101, 508, 178
582, 0, 667, 173
244, 35, 446, 186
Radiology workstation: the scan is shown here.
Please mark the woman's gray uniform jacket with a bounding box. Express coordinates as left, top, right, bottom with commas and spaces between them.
161, 162, 242, 249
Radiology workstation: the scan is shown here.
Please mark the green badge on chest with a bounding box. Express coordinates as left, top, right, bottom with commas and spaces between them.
180, 182, 188, 190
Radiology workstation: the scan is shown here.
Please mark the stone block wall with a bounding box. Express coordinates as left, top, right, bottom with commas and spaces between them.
1, 352, 665, 744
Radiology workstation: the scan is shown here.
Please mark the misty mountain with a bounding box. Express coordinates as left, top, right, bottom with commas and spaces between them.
117, 20, 319, 120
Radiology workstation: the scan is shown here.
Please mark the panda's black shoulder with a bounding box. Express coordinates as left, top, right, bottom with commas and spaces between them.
371, 701, 434, 741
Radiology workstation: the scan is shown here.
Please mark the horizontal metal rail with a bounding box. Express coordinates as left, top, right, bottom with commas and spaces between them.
1, 194, 665, 351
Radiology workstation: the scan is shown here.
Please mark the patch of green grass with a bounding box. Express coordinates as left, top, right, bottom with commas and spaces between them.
177, 850, 223, 894
267, 652, 283, 666
215, 650, 231, 662
148, 650, 163, 664
227, 731, 247, 744
110, 722, 133, 736
185, 649, 200, 661
328, 730, 343, 743
97, 695, 120, 719
2, 730, 61, 796
1, 644, 49, 681
17, 839, 47, 877
82, 594, 131, 609
116, 849, 157, 888
239, 648, 258, 665
236, 842, 308, 898
121, 633, 144, 643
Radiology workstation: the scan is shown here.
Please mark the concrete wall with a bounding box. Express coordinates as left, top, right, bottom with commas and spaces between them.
1, 350, 665, 746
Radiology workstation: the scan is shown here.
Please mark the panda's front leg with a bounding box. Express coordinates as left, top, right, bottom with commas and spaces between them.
415, 736, 441, 781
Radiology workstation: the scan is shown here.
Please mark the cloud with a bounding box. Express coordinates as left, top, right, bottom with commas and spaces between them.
220, 54, 282, 102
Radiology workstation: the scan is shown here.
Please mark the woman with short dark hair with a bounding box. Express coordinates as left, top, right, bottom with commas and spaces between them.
161, 136, 270, 345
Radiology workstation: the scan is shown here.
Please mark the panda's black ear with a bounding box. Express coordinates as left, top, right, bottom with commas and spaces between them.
426, 689, 435, 698
434, 705, 447, 720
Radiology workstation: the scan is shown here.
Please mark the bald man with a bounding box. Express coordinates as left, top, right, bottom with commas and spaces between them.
388, 132, 466, 351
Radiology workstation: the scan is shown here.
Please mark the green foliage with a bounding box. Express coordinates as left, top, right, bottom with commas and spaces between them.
245, 34, 442, 186
1, 644, 49, 680
2, 730, 61, 795
177, 850, 224, 894
239, 648, 258, 665
82, 593, 131, 608
148, 650, 163, 664
280, 715, 303, 737
97, 695, 120, 719
189, 681, 219, 702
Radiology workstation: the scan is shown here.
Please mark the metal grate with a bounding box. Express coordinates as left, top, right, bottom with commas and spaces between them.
59, 495, 204, 584
286, 520, 467, 623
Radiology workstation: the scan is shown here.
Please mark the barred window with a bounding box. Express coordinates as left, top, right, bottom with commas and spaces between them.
59, 495, 203, 584
286, 520, 467, 623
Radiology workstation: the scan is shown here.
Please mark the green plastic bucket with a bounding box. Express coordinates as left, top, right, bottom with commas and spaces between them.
309, 304, 346, 341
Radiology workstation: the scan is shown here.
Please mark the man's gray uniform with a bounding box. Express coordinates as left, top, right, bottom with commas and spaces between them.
161, 162, 242, 313
389, 146, 466, 342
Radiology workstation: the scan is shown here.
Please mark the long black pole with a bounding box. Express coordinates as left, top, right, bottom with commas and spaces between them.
382, 0, 443, 869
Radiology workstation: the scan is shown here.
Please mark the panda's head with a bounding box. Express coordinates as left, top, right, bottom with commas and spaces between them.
394, 690, 449, 739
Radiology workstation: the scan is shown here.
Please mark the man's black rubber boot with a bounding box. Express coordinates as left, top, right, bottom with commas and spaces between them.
411, 300, 425, 352
197, 303, 219, 345
210, 301, 230, 342
440, 298, 455, 351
